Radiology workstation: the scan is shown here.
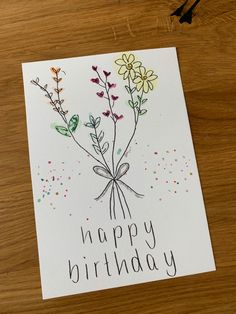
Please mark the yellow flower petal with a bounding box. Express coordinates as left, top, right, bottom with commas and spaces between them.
115, 59, 125, 66
146, 70, 154, 77
122, 54, 129, 63
133, 61, 142, 69
123, 70, 129, 80
139, 66, 146, 76
130, 69, 136, 80
118, 65, 127, 75
136, 81, 144, 91
143, 81, 149, 93
133, 77, 142, 84
147, 74, 158, 81
148, 80, 154, 90
128, 54, 135, 63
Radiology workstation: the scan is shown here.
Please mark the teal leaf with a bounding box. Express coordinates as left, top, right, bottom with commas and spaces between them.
90, 133, 97, 144
102, 142, 109, 154
139, 109, 147, 115
84, 122, 94, 128
89, 114, 95, 124
55, 126, 71, 137
137, 95, 141, 102
93, 144, 100, 155
95, 117, 101, 128
134, 101, 138, 107
98, 130, 104, 143
68, 114, 79, 132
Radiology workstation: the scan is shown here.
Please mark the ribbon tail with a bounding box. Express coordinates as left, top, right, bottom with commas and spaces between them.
95, 179, 113, 201
117, 179, 144, 198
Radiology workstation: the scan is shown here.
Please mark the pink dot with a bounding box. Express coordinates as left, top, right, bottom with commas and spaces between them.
48, 161, 51, 164
64, 195, 66, 197
65, 189, 68, 192
154, 152, 158, 155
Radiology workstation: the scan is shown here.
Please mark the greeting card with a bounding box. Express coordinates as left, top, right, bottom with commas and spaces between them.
22, 47, 215, 299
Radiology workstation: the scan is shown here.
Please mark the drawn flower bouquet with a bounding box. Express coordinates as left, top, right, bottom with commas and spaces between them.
31, 53, 157, 220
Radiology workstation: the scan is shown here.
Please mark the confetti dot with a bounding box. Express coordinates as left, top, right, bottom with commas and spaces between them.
155, 178, 158, 180
174, 149, 176, 152
153, 171, 156, 174
159, 198, 162, 201
86, 218, 89, 221
64, 195, 66, 197
48, 161, 51, 164
41, 178, 44, 181
37, 198, 41, 203
154, 152, 158, 155
65, 189, 68, 192
150, 186, 153, 189
174, 191, 177, 193
69, 214, 72, 216
166, 150, 169, 153
68, 176, 71, 180
190, 172, 193, 176
186, 189, 189, 192
56, 192, 59, 195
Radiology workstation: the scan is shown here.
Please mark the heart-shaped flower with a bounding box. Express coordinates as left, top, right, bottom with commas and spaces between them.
91, 78, 99, 84
108, 82, 116, 89
103, 70, 111, 77
111, 95, 119, 101
102, 110, 110, 117
113, 113, 124, 120
92, 66, 98, 71
97, 91, 104, 98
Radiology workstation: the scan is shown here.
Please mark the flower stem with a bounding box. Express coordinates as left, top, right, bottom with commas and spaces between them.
115, 78, 143, 174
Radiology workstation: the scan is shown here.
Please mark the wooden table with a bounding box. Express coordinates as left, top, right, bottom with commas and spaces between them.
1, 1, 236, 313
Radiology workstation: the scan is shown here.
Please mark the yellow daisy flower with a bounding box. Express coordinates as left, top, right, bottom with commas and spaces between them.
115, 54, 141, 80
133, 66, 158, 93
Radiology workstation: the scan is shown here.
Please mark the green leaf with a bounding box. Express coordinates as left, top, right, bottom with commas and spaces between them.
139, 109, 147, 116
93, 144, 100, 155
142, 99, 148, 104
134, 101, 138, 108
137, 95, 141, 102
55, 126, 71, 137
131, 87, 136, 94
95, 117, 101, 128
68, 114, 79, 132
84, 122, 94, 128
90, 133, 97, 144
102, 142, 109, 154
128, 100, 134, 108
98, 130, 104, 143
125, 85, 131, 94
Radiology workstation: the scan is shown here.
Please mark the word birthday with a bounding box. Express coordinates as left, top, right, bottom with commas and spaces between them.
68, 220, 177, 283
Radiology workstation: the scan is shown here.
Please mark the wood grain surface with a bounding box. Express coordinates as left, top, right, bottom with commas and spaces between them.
0, 0, 236, 313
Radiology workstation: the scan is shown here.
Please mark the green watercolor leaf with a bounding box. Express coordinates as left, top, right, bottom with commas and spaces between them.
98, 130, 104, 143
128, 100, 134, 108
125, 85, 131, 94
95, 117, 101, 128
93, 144, 100, 155
139, 109, 147, 116
102, 142, 109, 154
142, 98, 148, 104
131, 87, 136, 94
134, 101, 138, 108
137, 95, 141, 102
55, 126, 71, 137
90, 133, 97, 144
68, 114, 79, 132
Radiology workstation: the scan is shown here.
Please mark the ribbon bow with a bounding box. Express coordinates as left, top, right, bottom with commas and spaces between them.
93, 163, 143, 219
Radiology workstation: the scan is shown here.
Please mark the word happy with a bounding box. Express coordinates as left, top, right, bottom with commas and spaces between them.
68, 221, 177, 283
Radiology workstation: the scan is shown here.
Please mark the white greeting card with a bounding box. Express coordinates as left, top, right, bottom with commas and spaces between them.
22, 47, 215, 299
